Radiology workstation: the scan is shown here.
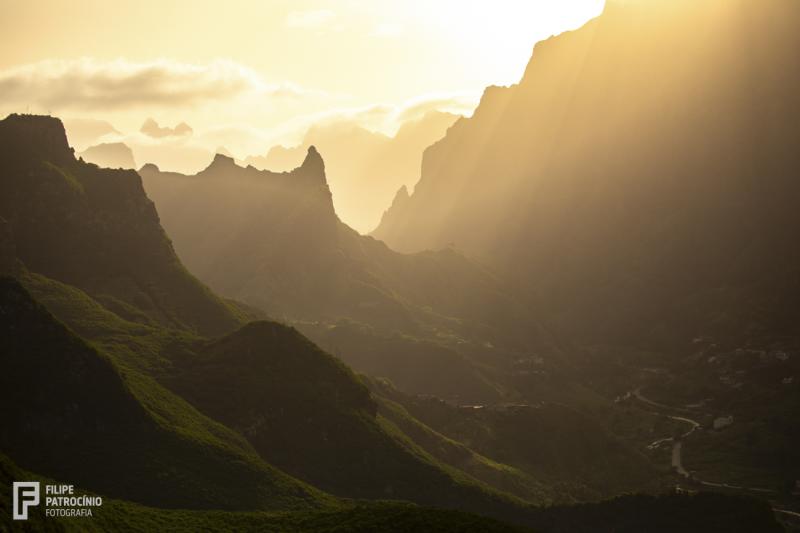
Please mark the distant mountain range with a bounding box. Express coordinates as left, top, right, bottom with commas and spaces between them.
246, 111, 459, 233
79, 141, 136, 169
139, 147, 553, 402
373, 0, 800, 350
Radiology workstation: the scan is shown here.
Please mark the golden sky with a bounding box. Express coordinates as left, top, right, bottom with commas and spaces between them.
0, 1, 603, 149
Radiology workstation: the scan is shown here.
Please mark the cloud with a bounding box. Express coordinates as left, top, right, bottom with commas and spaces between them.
0, 58, 274, 111
61, 117, 120, 150
394, 94, 478, 123
303, 93, 479, 137
140, 118, 193, 138
285, 9, 335, 29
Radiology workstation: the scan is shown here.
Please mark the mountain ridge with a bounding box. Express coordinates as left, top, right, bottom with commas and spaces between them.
372, 0, 800, 347
140, 146, 555, 403
0, 113, 244, 337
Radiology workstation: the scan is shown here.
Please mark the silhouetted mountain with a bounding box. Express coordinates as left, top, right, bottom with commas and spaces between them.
247, 111, 459, 233
79, 141, 136, 169
373, 0, 800, 349
0, 114, 242, 336
140, 148, 552, 402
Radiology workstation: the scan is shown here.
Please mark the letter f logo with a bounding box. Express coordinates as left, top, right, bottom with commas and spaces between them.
13, 481, 40, 520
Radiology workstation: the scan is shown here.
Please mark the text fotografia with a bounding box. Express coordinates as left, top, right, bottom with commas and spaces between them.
12, 481, 102, 520
46, 484, 103, 516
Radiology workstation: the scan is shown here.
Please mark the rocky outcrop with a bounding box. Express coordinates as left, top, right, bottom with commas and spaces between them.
0, 114, 242, 336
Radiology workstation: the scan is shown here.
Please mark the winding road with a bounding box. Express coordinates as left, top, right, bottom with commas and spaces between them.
637, 388, 700, 477
631, 388, 798, 523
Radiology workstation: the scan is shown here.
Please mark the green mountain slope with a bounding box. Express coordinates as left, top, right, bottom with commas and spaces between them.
297, 319, 506, 402
370, 378, 663, 501
0, 277, 330, 512
373, 392, 555, 504
0, 114, 242, 337
165, 320, 545, 519
3, 269, 546, 524
0, 452, 528, 533
1, 449, 782, 533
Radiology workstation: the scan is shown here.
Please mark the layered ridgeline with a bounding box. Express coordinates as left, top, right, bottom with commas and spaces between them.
0, 277, 329, 512
245, 110, 459, 234
0, 277, 543, 527
139, 148, 553, 402
0, 114, 783, 530
0, 114, 243, 337
373, 0, 800, 348
79, 142, 136, 170
0, 114, 542, 522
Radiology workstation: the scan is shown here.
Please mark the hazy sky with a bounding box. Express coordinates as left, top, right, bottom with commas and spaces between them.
0, 1, 603, 151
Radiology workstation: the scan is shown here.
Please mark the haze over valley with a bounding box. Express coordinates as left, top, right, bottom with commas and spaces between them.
1, 1, 798, 531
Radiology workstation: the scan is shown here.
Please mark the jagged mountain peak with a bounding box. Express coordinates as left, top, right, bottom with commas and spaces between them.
208, 152, 237, 170
0, 113, 243, 336
299, 145, 325, 175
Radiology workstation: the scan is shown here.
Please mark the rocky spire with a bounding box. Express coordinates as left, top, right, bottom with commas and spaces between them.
292, 145, 329, 190
206, 152, 237, 172
300, 145, 325, 176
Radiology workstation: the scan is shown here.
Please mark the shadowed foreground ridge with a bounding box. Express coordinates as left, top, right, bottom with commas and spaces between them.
0, 276, 329, 511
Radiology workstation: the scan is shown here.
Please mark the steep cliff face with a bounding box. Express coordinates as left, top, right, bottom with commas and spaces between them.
249, 111, 459, 234
373, 0, 800, 346
140, 146, 342, 321
141, 146, 556, 402
0, 114, 242, 336
140, 146, 542, 346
